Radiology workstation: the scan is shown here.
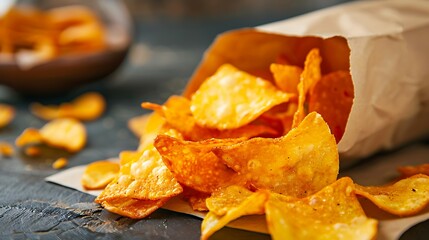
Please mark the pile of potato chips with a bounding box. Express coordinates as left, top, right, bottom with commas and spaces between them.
92, 48, 429, 239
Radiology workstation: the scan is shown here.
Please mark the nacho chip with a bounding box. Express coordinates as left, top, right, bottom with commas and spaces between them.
309, 71, 354, 142
206, 185, 254, 216
270, 63, 302, 94
31, 92, 106, 121
15, 128, 43, 147
0, 142, 14, 157
266, 177, 377, 240
201, 190, 269, 240
81, 161, 120, 190
52, 157, 68, 169
190, 64, 290, 130
154, 135, 246, 193
397, 164, 429, 178
39, 118, 86, 152
355, 174, 429, 216
100, 197, 169, 219
0, 104, 15, 128
213, 112, 338, 197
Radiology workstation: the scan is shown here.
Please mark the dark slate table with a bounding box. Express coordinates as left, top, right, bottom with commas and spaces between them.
0, 1, 428, 239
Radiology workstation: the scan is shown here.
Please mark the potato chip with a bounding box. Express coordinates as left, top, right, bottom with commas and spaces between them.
81, 161, 120, 190
182, 187, 210, 212
270, 63, 302, 94
119, 151, 142, 166
354, 174, 429, 216
15, 128, 43, 147
213, 112, 338, 197
52, 157, 68, 169
397, 163, 429, 178
39, 118, 87, 152
266, 177, 377, 240
201, 190, 269, 240
0, 104, 15, 128
31, 92, 106, 121
96, 144, 182, 202
25, 146, 41, 157
99, 197, 169, 219
154, 135, 246, 193
309, 71, 354, 142
292, 48, 322, 128
0, 142, 14, 157
206, 185, 254, 216
190, 64, 290, 130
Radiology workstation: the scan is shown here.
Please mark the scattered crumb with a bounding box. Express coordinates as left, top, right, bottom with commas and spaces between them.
52, 157, 68, 169
25, 146, 42, 157
0, 142, 14, 157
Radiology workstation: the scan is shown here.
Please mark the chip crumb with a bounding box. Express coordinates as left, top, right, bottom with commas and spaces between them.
52, 157, 68, 169
25, 146, 42, 157
0, 142, 14, 157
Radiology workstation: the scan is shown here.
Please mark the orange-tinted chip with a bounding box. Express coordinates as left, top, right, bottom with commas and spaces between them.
154, 135, 246, 193
25, 146, 42, 157
15, 128, 43, 147
182, 187, 210, 212
39, 118, 87, 152
99, 197, 169, 219
355, 174, 429, 216
190, 64, 290, 130
52, 157, 68, 169
0, 104, 15, 128
266, 177, 377, 240
31, 92, 106, 121
206, 185, 254, 216
270, 63, 302, 94
397, 163, 429, 178
0, 142, 14, 157
81, 161, 120, 190
119, 151, 142, 166
309, 71, 354, 142
213, 112, 338, 197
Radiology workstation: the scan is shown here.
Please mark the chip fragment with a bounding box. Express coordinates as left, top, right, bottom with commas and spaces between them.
206, 185, 254, 216
397, 164, 429, 178
81, 161, 120, 190
0, 142, 14, 157
52, 157, 68, 169
0, 104, 15, 128
270, 63, 302, 94
100, 197, 169, 219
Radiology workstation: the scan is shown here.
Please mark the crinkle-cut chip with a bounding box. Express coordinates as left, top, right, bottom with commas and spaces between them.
52, 157, 68, 169
190, 64, 290, 130
213, 112, 338, 198
206, 185, 254, 216
30, 92, 106, 121
0, 104, 15, 128
182, 187, 210, 212
0, 142, 14, 157
266, 177, 378, 240
270, 63, 302, 94
15, 128, 43, 147
81, 161, 120, 190
200, 190, 269, 240
99, 197, 169, 219
354, 174, 429, 216
292, 48, 322, 128
154, 135, 246, 193
119, 151, 142, 166
309, 71, 354, 142
96, 144, 182, 202
39, 118, 87, 152
397, 164, 429, 178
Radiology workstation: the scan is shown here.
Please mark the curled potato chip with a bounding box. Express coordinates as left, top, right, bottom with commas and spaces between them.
81, 161, 120, 190
201, 190, 269, 240
39, 118, 87, 152
15, 128, 43, 147
213, 112, 338, 197
355, 174, 429, 216
0, 104, 15, 128
309, 71, 354, 142
52, 157, 68, 169
206, 185, 254, 216
99, 197, 169, 219
266, 177, 377, 240
154, 135, 246, 193
0, 142, 14, 157
31, 92, 106, 121
397, 164, 429, 178
190, 64, 290, 130
270, 63, 302, 94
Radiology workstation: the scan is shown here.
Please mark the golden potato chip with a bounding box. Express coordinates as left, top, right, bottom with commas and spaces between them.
31, 92, 106, 121
270, 63, 302, 94
96, 144, 182, 202
190, 64, 290, 130
182, 187, 210, 212
201, 190, 269, 240
99, 197, 169, 219
355, 174, 429, 216
0, 104, 15, 128
206, 185, 254, 216
119, 151, 142, 166
292, 48, 322, 128
154, 135, 246, 193
81, 161, 120, 190
39, 118, 86, 152
0, 142, 14, 157
266, 177, 377, 240
213, 112, 338, 197
25, 146, 42, 157
52, 157, 68, 169
15, 128, 43, 147
309, 71, 354, 142
397, 163, 429, 178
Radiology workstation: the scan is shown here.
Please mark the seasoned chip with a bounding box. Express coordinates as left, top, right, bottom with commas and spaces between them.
119, 151, 142, 166
52, 157, 68, 169
0, 104, 15, 128
397, 164, 429, 178
182, 187, 210, 212
15, 128, 43, 147
206, 185, 254, 216
266, 177, 377, 240
99, 197, 169, 219
309, 71, 354, 142
81, 161, 120, 190
270, 63, 302, 94
292, 48, 322, 128
355, 174, 429, 216
0, 142, 14, 157
190, 64, 290, 130
154, 135, 246, 193
31, 92, 106, 121
201, 190, 269, 240
39, 118, 87, 152
213, 112, 338, 197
